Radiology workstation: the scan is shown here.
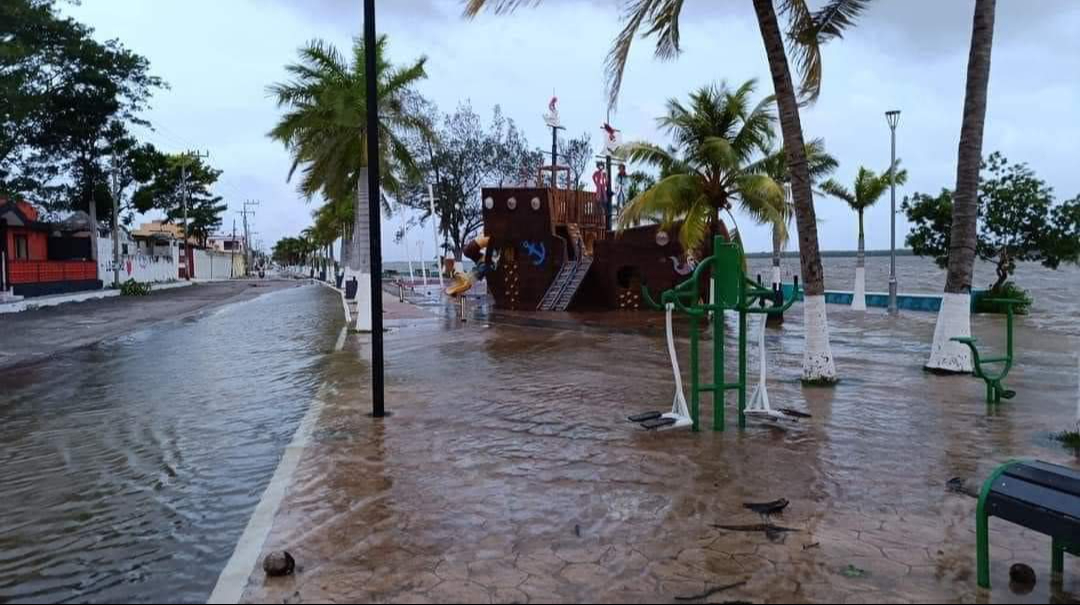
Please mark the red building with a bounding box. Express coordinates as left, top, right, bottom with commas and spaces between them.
0, 199, 100, 297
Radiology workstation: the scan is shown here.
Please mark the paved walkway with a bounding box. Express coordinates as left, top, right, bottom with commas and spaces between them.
234, 301, 1079, 604
0, 279, 299, 370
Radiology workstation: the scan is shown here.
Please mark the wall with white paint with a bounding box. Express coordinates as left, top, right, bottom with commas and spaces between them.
97, 236, 179, 285
193, 248, 243, 281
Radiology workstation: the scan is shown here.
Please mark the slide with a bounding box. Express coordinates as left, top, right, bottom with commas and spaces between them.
444, 236, 490, 297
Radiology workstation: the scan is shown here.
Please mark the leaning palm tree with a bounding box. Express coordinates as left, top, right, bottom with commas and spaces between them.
820, 163, 907, 310
465, 0, 870, 383
926, 0, 997, 373
269, 36, 432, 331
757, 138, 838, 288
617, 80, 786, 254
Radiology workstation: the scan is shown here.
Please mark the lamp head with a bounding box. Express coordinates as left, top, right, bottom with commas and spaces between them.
885, 110, 901, 129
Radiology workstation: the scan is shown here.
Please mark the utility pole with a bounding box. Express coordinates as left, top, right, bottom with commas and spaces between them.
426, 183, 444, 290
109, 157, 122, 288
178, 150, 209, 280
230, 218, 237, 279
241, 200, 259, 277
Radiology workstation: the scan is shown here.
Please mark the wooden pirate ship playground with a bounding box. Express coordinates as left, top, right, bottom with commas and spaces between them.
451, 185, 709, 312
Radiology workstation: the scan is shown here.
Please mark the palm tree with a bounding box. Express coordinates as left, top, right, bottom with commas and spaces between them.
465, 0, 870, 383
757, 138, 838, 288
617, 80, 786, 254
926, 0, 997, 373
268, 36, 432, 331
820, 163, 907, 310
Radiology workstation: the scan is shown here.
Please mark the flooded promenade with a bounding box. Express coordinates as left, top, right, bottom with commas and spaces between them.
234, 257, 1080, 604
1, 257, 1077, 603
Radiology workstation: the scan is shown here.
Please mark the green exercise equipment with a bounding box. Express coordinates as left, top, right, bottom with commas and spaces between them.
641, 236, 798, 432
951, 298, 1022, 403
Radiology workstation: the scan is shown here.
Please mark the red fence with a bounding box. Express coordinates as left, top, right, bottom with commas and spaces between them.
7, 260, 98, 284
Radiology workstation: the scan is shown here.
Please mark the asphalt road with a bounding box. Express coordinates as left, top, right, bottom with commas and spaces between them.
0, 279, 301, 371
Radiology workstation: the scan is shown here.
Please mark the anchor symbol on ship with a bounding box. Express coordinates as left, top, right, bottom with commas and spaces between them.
521, 241, 546, 266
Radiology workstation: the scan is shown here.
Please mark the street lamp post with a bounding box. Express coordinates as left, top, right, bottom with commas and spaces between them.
364, 0, 385, 418
885, 110, 901, 315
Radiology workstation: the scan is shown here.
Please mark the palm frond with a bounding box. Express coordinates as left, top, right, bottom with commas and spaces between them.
781, 0, 871, 103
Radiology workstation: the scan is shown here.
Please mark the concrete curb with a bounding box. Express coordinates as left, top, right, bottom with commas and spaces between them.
0, 281, 195, 314
206, 324, 346, 605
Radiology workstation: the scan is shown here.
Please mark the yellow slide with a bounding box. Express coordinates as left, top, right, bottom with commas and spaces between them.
444, 235, 489, 297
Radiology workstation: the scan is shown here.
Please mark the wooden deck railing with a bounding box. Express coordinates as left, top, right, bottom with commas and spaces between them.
550, 189, 606, 231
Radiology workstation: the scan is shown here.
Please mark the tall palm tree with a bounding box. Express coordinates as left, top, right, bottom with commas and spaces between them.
268, 36, 432, 331
926, 0, 997, 373
820, 163, 907, 310
617, 80, 786, 254
464, 0, 870, 383
757, 138, 838, 288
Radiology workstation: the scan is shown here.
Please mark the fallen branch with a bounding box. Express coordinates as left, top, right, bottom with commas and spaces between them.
674, 581, 747, 601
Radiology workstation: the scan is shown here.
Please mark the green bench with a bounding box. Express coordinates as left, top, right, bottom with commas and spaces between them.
977, 460, 1080, 588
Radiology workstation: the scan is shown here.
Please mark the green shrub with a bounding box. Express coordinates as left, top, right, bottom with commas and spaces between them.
120, 279, 152, 296
973, 281, 1032, 315
1054, 428, 1080, 450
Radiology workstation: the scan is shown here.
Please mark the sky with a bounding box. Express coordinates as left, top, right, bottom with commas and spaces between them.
64, 0, 1080, 260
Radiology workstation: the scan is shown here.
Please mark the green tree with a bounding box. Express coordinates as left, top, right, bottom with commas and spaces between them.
131, 153, 226, 248
820, 162, 906, 308
757, 138, 838, 285
268, 35, 432, 330
400, 102, 544, 259
902, 153, 1079, 310
559, 132, 594, 191
617, 80, 786, 255
0, 0, 163, 218
465, 0, 871, 383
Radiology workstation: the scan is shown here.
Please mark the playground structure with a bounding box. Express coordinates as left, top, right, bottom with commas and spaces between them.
637, 236, 799, 432
446, 185, 706, 311
952, 298, 1021, 403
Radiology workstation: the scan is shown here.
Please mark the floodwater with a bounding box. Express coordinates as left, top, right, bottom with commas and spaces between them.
0, 284, 341, 603
241, 256, 1080, 604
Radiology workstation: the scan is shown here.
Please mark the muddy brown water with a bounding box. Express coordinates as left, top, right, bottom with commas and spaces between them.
0, 285, 341, 603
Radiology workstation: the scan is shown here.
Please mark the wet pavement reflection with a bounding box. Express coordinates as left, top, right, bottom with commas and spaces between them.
0, 284, 340, 603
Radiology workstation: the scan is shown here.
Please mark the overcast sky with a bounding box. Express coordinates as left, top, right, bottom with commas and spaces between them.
64, 0, 1080, 260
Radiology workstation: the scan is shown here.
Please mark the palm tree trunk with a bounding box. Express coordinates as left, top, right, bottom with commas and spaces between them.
926, 0, 996, 373
351, 167, 374, 332
753, 0, 836, 383
771, 221, 782, 288
852, 210, 867, 311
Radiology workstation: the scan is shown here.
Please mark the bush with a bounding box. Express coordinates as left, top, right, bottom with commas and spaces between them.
1054, 428, 1080, 450
973, 281, 1032, 315
120, 279, 152, 296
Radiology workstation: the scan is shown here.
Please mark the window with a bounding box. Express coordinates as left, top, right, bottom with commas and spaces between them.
122, 244, 129, 255
14, 234, 28, 259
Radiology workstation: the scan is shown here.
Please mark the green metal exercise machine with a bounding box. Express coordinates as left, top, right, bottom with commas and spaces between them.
951, 298, 1022, 403
638, 237, 798, 432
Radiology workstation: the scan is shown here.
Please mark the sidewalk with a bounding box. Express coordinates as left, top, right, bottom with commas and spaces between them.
228, 301, 1078, 603
0, 279, 298, 370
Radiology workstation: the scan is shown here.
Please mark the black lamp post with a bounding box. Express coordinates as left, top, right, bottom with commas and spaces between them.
365, 0, 385, 417
885, 109, 901, 315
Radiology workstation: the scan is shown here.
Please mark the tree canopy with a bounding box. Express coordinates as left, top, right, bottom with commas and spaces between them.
902, 152, 1080, 292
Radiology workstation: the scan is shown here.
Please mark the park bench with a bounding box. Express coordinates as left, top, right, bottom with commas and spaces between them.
977, 460, 1080, 588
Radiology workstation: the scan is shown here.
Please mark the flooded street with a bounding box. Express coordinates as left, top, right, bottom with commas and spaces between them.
0, 284, 341, 603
